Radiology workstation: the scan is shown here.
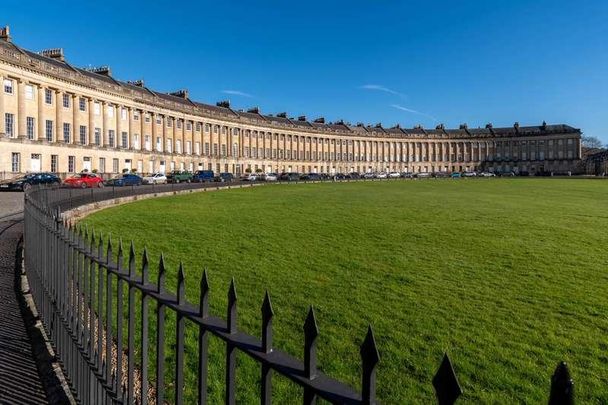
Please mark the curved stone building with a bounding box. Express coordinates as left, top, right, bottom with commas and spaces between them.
0, 27, 581, 177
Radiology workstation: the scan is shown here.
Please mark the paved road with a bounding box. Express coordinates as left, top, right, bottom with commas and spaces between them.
0, 192, 24, 219
0, 216, 47, 403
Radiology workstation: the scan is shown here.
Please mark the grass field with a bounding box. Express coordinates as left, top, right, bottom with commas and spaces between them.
80, 179, 608, 403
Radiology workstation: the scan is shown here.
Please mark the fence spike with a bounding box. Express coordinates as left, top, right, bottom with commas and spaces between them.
106, 236, 112, 264
200, 269, 209, 317
142, 247, 149, 284
432, 353, 462, 405
303, 306, 319, 379
360, 325, 380, 404
158, 254, 166, 293
227, 278, 237, 334
177, 263, 186, 305
261, 291, 274, 353
117, 239, 124, 273
549, 361, 574, 405
128, 241, 136, 277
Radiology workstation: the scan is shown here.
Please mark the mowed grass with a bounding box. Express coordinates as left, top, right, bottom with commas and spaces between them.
81, 179, 608, 403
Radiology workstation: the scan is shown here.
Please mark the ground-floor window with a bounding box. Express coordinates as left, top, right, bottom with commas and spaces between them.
30, 154, 41, 172
112, 158, 119, 173
51, 155, 58, 173
68, 156, 75, 173
11, 152, 20, 172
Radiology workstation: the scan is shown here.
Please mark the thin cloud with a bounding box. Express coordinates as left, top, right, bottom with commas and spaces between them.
221, 90, 253, 98
360, 84, 405, 98
390, 104, 438, 123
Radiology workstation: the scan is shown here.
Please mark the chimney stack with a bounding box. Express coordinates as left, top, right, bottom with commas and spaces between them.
169, 89, 189, 99
0, 26, 10, 42
40, 48, 65, 62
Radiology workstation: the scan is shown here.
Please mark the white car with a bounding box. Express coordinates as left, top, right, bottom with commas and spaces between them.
462, 172, 477, 177
142, 173, 167, 184
363, 173, 375, 179
388, 172, 401, 178
375, 172, 388, 179
478, 172, 496, 177
263, 173, 278, 182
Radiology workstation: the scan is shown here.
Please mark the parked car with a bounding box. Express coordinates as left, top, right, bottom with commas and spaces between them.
104, 174, 143, 187
462, 172, 477, 177
415, 172, 432, 178
334, 173, 347, 180
214, 172, 234, 183
400, 172, 414, 178
450, 172, 462, 178
241, 173, 261, 181
347, 172, 361, 179
433, 172, 450, 178
301, 173, 321, 181
279, 172, 300, 181
166, 170, 193, 183
262, 173, 278, 182
388, 172, 401, 178
375, 172, 388, 179
363, 172, 376, 179
478, 172, 496, 177
0, 172, 61, 191
192, 170, 214, 183
142, 172, 167, 184
499, 171, 516, 177
63, 173, 104, 188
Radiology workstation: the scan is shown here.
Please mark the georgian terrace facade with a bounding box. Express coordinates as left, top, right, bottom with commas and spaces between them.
0, 27, 582, 178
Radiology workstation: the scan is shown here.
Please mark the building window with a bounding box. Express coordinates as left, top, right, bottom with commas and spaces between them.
186, 141, 191, 154
107, 105, 114, 118
144, 135, 150, 150
121, 132, 128, 148
156, 116, 161, 124
196, 123, 201, 132
186, 121, 192, 131
94, 102, 100, 115
94, 128, 101, 145
63, 123, 71, 143
63, 94, 70, 108
5, 113, 14, 137
68, 156, 75, 173
177, 120, 182, 129
204, 123, 210, 133
26, 117, 35, 139
45, 120, 53, 142
121, 108, 127, 120
45, 89, 53, 104
99, 157, 106, 173
195, 142, 200, 155
11, 152, 20, 172
79, 125, 87, 145
166, 139, 172, 153
145, 114, 150, 123
133, 134, 140, 149
167, 118, 173, 128
25, 84, 34, 100
233, 143, 238, 157
112, 158, 119, 173
134, 112, 139, 121
3, 79, 13, 94
51, 155, 58, 172
204, 142, 210, 156
79, 97, 86, 111
176, 140, 181, 154
221, 144, 227, 157
213, 143, 218, 156
156, 137, 162, 152
108, 130, 115, 147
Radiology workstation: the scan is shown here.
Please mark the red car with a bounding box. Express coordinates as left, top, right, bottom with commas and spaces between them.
63, 173, 104, 188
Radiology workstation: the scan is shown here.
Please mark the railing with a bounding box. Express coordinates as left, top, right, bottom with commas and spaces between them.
22, 182, 576, 404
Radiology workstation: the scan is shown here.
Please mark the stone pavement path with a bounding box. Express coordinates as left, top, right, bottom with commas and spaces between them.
0, 191, 48, 404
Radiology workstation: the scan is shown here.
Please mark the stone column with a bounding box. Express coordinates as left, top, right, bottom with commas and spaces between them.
72, 94, 79, 144
116, 104, 122, 149
0, 73, 4, 135
17, 80, 26, 138
55, 90, 62, 143
88, 98, 95, 145
151, 112, 158, 152
140, 110, 145, 150
37, 86, 45, 141
101, 101, 108, 147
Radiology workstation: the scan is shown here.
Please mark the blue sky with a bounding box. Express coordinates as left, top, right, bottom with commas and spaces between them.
3, 0, 607, 141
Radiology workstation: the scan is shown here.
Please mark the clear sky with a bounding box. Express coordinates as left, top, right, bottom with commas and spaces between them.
3, 0, 607, 141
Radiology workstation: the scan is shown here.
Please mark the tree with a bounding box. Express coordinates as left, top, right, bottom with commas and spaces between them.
581, 135, 604, 149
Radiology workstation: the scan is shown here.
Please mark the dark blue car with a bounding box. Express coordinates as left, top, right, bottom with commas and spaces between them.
0, 172, 61, 191
193, 170, 215, 183
104, 174, 142, 187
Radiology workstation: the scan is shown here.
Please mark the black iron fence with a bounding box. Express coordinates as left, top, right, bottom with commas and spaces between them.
22, 182, 576, 404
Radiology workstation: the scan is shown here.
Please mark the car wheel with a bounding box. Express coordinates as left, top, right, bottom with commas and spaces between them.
176, 179, 180, 184
187, 179, 191, 183
97, 182, 104, 188
81, 182, 88, 189
22, 183, 31, 191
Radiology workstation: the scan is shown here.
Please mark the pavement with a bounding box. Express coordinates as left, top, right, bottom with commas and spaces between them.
0, 192, 48, 404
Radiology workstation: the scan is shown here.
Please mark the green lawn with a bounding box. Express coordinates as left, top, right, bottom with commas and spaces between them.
80, 179, 608, 403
